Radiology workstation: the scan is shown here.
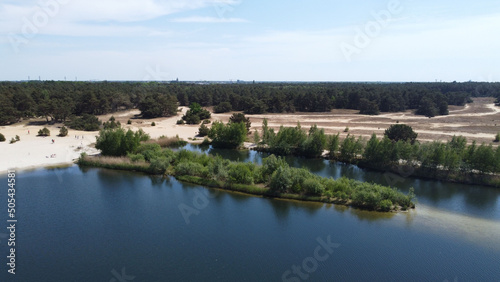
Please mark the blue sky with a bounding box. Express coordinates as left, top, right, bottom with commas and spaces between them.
1, 0, 499, 82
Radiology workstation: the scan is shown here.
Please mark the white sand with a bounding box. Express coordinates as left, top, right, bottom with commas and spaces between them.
0, 124, 100, 174
0, 107, 200, 174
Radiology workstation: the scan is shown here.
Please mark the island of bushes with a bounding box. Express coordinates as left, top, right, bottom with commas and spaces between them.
78, 126, 415, 212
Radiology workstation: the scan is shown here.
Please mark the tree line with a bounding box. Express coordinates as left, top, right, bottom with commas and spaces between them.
255, 122, 500, 185
1, 80, 499, 125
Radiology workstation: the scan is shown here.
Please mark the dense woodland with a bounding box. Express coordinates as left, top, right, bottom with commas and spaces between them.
1, 81, 500, 125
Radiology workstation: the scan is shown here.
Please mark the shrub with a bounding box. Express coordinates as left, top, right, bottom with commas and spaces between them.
149, 157, 170, 174
385, 124, 418, 144
96, 128, 150, 156
68, 114, 101, 131
202, 119, 211, 124
229, 113, 251, 133
198, 124, 210, 137
127, 119, 132, 125
103, 116, 120, 129
177, 119, 185, 125
302, 178, 325, 195
10, 138, 16, 144
59, 126, 68, 137
208, 121, 247, 149
0, 133, 5, 142
38, 127, 50, 136
128, 153, 146, 163
269, 166, 293, 193
228, 163, 254, 185
379, 199, 393, 212
15, 135, 20, 141
344, 127, 349, 133
494, 132, 500, 143
175, 161, 206, 177
182, 103, 211, 125
151, 122, 156, 126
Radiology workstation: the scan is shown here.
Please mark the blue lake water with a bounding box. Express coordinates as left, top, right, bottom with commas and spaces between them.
0, 146, 499, 281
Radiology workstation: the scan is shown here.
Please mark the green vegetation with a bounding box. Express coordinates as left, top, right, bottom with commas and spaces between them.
151, 122, 156, 126
59, 126, 68, 137
198, 124, 210, 137
79, 144, 416, 212
208, 121, 247, 149
127, 119, 132, 125
214, 102, 232, 113
68, 114, 101, 131
494, 132, 500, 143
229, 113, 251, 133
103, 116, 120, 129
95, 127, 150, 156
15, 135, 20, 142
384, 124, 418, 144
138, 93, 178, 118
359, 98, 380, 115
38, 127, 50, 136
254, 122, 500, 186
0, 133, 5, 142
182, 103, 211, 125
258, 123, 327, 158
2, 81, 494, 126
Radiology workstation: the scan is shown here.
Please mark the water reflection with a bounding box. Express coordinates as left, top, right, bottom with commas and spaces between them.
180, 146, 500, 220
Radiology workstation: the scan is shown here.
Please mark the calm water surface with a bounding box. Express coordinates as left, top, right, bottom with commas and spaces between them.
0, 146, 499, 281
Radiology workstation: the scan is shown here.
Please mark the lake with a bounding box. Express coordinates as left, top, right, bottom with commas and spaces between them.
0, 146, 499, 281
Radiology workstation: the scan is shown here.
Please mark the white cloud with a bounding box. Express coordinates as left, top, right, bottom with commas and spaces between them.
170, 16, 248, 23
0, 0, 243, 37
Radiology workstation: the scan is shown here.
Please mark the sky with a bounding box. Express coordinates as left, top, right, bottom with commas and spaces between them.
0, 0, 499, 82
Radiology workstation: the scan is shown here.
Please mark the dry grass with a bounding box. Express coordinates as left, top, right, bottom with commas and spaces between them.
142, 136, 187, 147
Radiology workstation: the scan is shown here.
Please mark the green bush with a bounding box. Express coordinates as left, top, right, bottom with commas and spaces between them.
269, 166, 293, 193
15, 135, 20, 141
208, 121, 247, 149
151, 122, 156, 126
59, 126, 68, 137
38, 127, 50, 136
127, 119, 132, 125
228, 163, 254, 185
128, 153, 146, 163
379, 199, 393, 212
149, 157, 170, 174
0, 133, 5, 142
384, 124, 418, 144
302, 178, 325, 195
198, 124, 210, 137
95, 128, 150, 156
176, 119, 185, 125
182, 103, 211, 125
175, 161, 207, 177
494, 132, 500, 143
68, 114, 101, 131
103, 116, 121, 129
10, 138, 16, 144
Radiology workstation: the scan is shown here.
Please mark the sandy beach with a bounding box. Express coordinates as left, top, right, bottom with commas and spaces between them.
0, 107, 199, 174
2, 98, 499, 174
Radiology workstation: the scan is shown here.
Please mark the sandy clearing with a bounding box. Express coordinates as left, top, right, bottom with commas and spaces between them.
0, 107, 201, 174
